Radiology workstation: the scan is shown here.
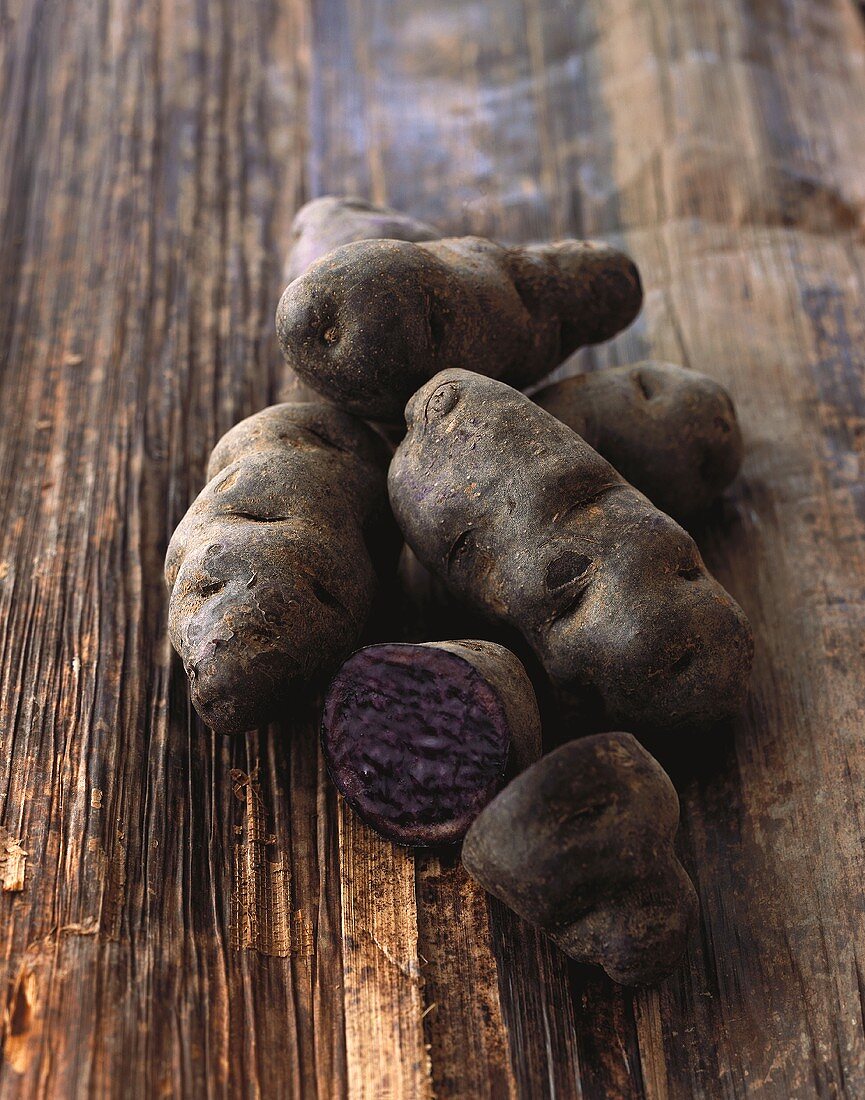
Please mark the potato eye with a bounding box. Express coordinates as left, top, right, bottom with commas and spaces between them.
546, 551, 592, 590
425, 381, 461, 421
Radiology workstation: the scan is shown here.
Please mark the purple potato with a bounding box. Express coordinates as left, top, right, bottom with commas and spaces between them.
462, 732, 698, 986
276, 236, 643, 421
533, 361, 743, 518
279, 196, 440, 406
165, 402, 396, 735
322, 640, 541, 846
282, 195, 439, 285
388, 369, 753, 732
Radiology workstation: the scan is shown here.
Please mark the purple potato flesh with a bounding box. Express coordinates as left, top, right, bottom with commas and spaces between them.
322, 641, 540, 846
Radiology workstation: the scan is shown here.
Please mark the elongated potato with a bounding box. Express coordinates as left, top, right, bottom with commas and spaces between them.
534, 362, 743, 516
276, 236, 642, 420
165, 403, 395, 736
388, 369, 753, 731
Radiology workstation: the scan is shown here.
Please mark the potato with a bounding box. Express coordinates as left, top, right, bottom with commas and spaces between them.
276, 236, 642, 420
462, 733, 698, 985
321, 640, 541, 846
165, 403, 394, 735
388, 369, 753, 731
534, 361, 743, 516
282, 195, 439, 284
280, 197, 441, 405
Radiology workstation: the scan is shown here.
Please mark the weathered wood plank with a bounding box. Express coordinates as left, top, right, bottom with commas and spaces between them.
0, 0, 319, 1095
3, 0, 865, 1096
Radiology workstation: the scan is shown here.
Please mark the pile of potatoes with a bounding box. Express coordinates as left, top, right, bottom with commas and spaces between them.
166, 197, 754, 986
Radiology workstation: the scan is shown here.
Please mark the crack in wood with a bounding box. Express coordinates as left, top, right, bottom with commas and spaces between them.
95, 832, 126, 941
2, 966, 39, 1074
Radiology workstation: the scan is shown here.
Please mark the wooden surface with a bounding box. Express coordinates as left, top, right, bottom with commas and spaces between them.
2, 0, 865, 1096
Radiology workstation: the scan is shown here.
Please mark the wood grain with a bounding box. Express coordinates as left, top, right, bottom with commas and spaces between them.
3, 0, 865, 1096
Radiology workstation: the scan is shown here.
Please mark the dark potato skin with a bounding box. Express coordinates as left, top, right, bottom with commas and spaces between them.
276, 236, 643, 421
165, 403, 394, 736
534, 362, 744, 517
462, 733, 698, 986
279, 197, 441, 405
282, 196, 439, 285
388, 369, 753, 732
321, 640, 541, 846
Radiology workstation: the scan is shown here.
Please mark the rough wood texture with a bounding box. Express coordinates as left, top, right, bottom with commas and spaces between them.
2, 0, 865, 1096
